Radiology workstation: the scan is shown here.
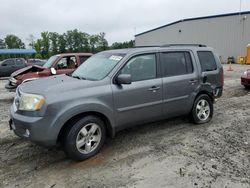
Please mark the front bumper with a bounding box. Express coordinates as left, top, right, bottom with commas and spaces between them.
5, 80, 17, 92
10, 105, 57, 147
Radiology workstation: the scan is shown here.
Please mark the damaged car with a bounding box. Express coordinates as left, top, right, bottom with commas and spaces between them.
241, 69, 250, 89
5, 53, 92, 91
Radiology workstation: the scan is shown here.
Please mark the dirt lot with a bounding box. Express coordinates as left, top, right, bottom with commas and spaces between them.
1, 64, 250, 188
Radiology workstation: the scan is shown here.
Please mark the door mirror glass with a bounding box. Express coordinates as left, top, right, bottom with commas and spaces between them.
116, 74, 132, 85
51, 67, 57, 75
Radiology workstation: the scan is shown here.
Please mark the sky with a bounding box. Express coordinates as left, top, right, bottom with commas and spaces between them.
1, 0, 250, 46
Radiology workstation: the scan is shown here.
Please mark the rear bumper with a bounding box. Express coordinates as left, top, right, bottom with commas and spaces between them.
214, 87, 223, 98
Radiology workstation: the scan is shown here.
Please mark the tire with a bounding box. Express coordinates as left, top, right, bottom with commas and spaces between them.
244, 85, 250, 90
191, 94, 213, 124
62, 116, 106, 161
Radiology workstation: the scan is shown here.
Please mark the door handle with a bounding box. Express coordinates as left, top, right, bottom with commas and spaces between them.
148, 86, 160, 92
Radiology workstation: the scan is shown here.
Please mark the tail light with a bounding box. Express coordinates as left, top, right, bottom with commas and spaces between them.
220, 69, 224, 88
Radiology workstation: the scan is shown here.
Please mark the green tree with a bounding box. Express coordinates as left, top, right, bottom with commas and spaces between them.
111, 40, 134, 49
4, 34, 25, 49
89, 34, 99, 53
65, 29, 90, 52
32, 29, 133, 58
0, 39, 5, 49
96, 32, 108, 51
40, 32, 50, 58
49, 32, 59, 55
34, 39, 42, 58
58, 34, 67, 53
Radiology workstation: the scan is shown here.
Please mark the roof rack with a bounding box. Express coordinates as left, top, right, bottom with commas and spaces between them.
134, 45, 159, 48
161, 44, 206, 47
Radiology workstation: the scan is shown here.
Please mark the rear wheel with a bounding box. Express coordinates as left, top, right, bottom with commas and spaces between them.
191, 94, 213, 124
62, 116, 106, 161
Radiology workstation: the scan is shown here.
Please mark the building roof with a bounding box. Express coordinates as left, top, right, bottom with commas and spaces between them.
0, 48, 36, 55
135, 11, 250, 37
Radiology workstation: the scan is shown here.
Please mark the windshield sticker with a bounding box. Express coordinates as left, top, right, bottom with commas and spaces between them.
109, 55, 123, 61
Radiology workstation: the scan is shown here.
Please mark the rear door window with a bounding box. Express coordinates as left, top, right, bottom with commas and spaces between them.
160, 52, 193, 77
15, 59, 24, 65
197, 51, 217, 72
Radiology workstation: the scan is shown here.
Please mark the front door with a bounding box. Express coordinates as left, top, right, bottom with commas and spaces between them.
54, 56, 76, 75
112, 53, 163, 129
0, 59, 15, 77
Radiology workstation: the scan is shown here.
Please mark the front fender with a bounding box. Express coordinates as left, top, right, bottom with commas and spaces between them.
48, 101, 115, 138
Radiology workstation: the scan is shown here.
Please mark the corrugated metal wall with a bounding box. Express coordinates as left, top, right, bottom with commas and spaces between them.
135, 14, 250, 62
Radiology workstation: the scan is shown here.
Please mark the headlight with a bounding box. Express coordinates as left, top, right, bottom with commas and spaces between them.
243, 71, 247, 76
19, 93, 45, 111
10, 77, 17, 83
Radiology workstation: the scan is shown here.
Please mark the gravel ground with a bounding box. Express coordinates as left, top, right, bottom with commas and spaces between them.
1, 64, 250, 188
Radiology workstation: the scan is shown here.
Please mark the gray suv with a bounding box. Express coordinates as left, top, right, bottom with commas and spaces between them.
9, 45, 223, 161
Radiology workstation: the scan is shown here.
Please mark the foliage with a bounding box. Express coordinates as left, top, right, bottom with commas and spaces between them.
0, 39, 5, 49
111, 40, 134, 49
0, 30, 135, 60
4, 34, 25, 49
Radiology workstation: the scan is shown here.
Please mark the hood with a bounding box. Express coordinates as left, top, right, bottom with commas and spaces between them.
11, 65, 45, 77
19, 74, 99, 96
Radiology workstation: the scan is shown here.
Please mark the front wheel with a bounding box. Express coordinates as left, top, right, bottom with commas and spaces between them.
62, 116, 106, 161
191, 94, 213, 124
244, 85, 250, 90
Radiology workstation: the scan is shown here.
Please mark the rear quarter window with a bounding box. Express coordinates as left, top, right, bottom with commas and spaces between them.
197, 51, 217, 72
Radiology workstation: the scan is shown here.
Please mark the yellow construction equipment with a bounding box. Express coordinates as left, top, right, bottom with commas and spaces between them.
246, 44, 250, 64
237, 56, 246, 64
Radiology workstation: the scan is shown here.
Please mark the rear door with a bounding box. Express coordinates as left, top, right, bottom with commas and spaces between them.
160, 50, 199, 117
112, 53, 163, 128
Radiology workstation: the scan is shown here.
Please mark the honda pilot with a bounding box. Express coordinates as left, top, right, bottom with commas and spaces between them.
9, 45, 223, 161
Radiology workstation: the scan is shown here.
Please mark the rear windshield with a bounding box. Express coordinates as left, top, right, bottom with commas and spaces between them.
197, 51, 217, 72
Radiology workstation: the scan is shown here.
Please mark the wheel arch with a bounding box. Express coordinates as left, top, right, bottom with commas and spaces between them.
195, 90, 214, 102
57, 111, 115, 144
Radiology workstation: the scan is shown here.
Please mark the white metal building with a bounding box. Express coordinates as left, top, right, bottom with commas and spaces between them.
135, 11, 250, 62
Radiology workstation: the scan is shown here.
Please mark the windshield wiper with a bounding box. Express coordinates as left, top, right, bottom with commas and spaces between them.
66, 72, 72, 76
72, 75, 86, 80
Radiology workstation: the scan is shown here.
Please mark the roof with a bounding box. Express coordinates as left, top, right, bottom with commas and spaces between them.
103, 44, 211, 55
135, 11, 250, 37
56, 52, 93, 56
0, 48, 36, 55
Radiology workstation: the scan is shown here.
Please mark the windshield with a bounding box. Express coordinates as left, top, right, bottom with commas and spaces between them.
72, 52, 125, 80
42, 55, 58, 68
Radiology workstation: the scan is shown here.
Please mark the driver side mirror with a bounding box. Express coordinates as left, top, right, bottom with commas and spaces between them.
116, 74, 132, 85
2, 63, 7, 66
50, 67, 57, 75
